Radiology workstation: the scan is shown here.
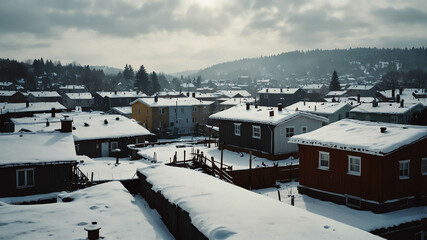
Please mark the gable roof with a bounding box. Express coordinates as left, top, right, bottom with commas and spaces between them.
0, 102, 66, 114
59, 85, 86, 90
96, 91, 146, 98
286, 101, 351, 115
350, 102, 424, 114
258, 88, 300, 94
220, 97, 256, 106
28, 91, 61, 98
65, 92, 93, 100
0, 131, 76, 166
347, 85, 375, 90
289, 119, 427, 156
209, 104, 328, 126
131, 97, 213, 107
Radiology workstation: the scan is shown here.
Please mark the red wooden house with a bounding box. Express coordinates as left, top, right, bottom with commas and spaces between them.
289, 119, 427, 212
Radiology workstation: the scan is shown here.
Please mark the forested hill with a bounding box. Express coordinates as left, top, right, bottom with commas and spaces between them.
197, 48, 427, 82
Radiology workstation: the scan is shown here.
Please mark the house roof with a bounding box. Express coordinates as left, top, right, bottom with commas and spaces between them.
28, 91, 61, 98
209, 104, 329, 126
325, 90, 347, 97
219, 90, 251, 98
377, 88, 427, 106
286, 101, 351, 115
347, 85, 375, 90
96, 91, 147, 98
0, 90, 16, 97
0, 131, 76, 166
137, 164, 381, 240
111, 106, 132, 115
0, 82, 13, 87
258, 88, 300, 94
289, 119, 427, 156
59, 85, 86, 90
324, 96, 375, 104
0, 102, 66, 114
301, 84, 326, 90
220, 97, 256, 106
65, 92, 93, 100
131, 97, 213, 107
350, 102, 424, 114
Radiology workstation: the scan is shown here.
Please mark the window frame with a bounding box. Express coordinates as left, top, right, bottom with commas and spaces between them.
285, 127, 295, 138
301, 126, 307, 134
16, 168, 35, 188
422, 157, 427, 176
399, 160, 410, 180
348, 155, 361, 176
111, 141, 119, 150
318, 151, 330, 170
252, 125, 261, 139
234, 123, 241, 136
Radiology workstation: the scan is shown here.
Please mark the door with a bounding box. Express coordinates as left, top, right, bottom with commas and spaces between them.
101, 142, 109, 157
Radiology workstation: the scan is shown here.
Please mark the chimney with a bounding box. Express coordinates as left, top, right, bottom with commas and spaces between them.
396, 94, 400, 103
51, 108, 56, 117
46, 120, 49, 127
392, 89, 395, 98
246, 103, 250, 110
399, 88, 403, 95
372, 100, 378, 107
400, 99, 404, 108
269, 110, 274, 117
60, 116, 73, 133
280, 88, 283, 92
114, 90, 117, 95
357, 94, 360, 103
154, 96, 158, 102
278, 103, 283, 111
287, 87, 289, 91
303, 100, 306, 106
26, 101, 29, 108
266, 89, 269, 93
192, 92, 195, 98
187, 92, 190, 97
314, 105, 317, 111
380, 127, 387, 133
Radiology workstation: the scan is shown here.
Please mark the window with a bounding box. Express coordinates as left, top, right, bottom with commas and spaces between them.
111, 142, 118, 150
138, 108, 140, 114
193, 106, 197, 112
301, 126, 307, 134
318, 151, 329, 170
391, 115, 398, 123
348, 156, 361, 176
16, 169, 35, 188
422, 158, 427, 175
75, 144, 80, 152
234, 123, 241, 136
96, 144, 99, 149
170, 122, 174, 127
252, 126, 261, 139
345, 112, 350, 118
399, 160, 410, 180
159, 108, 165, 115
286, 127, 294, 137
181, 108, 184, 113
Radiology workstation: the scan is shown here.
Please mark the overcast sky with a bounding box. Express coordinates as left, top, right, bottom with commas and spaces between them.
1, 0, 426, 73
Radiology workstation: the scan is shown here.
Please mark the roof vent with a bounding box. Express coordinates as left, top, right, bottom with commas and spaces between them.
380, 127, 387, 133
278, 103, 283, 111
116, 117, 120, 120
104, 119, 108, 124
269, 110, 274, 117
84, 123, 89, 127
246, 103, 250, 110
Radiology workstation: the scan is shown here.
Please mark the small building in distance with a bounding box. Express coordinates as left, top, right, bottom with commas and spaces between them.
63, 92, 94, 111
94, 91, 146, 111
346, 85, 377, 97
289, 119, 427, 212
210, 103, 328, 159
258, 87, 306, 107
109, 106, 132, 119
350, 101, 425, 124
58, 85, 86, 96
28, 91, 62, 102
0, 129, 77, 197
286, 101, 353, 123
219, 97, 256, 111
0, 91, 28, 103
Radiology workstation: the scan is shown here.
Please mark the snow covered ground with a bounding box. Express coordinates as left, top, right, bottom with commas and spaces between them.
137, 140, 298, 170
77, 156, 150, 181
0, 181, 174, 240
254, 181, 427, 232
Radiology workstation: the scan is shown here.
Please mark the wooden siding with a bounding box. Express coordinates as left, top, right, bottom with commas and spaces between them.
75, 136, 144, 158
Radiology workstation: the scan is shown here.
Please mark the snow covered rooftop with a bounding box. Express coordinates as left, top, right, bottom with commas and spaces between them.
258, 87, 300, 94
0, 102, 66, 114
0, 131, 76, 166
210, 104, 328, 125
289, 119, 427, 156
28, 91, 61, 98
220, 97, 256, 106
72, 114, 151, 141
301, 84, 326, 90
378, 88, 427, 106
59, 84, 86, 90
0, 90, 16, 97
219, 90, 251, 98
0, 181, 174, 239
131, 97, 213, 107
0, 82, 13, 86
324, 96, 375, 104
138, 164, 380, 239
111, 106, 132, 115
347, 85, 375, 90
65, 92, 93, 100
286, 101, 351, 115
350, 102, 424, 114
96, 91, 146, 98
325, 90, 347, 97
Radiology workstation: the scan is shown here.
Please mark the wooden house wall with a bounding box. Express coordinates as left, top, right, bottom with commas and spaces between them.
259, 89, 305, 107
0, 163, 74, 198
219, 120, 272, 154
298, 138, 427, 203
75, 136, 144, 158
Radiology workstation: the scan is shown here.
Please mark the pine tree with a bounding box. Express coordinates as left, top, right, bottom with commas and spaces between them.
158, 73, 170, 89
329, 70, 340, 91
150, 71, 161, 95
134, 65, 149, 93
123, 64, 134, 80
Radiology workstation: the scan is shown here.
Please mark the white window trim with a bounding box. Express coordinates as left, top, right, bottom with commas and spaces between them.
301, 126, 308, 134
347, 155, 361, 176
252, 125, 261, 139
318, 151, 330, 170
421, 157, 427, 176
16, 168, 35, 188
285, 126, 295, 138
234, 123, 241, 136
111, 141, 118, 150
399, 160, 410, 180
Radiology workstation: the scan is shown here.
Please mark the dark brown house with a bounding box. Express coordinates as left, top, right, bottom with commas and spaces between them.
290, 119, 427, 212
0, 129, 77, 197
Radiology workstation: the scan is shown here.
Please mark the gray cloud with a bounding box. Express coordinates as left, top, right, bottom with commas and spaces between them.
373, 7, 427, 24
